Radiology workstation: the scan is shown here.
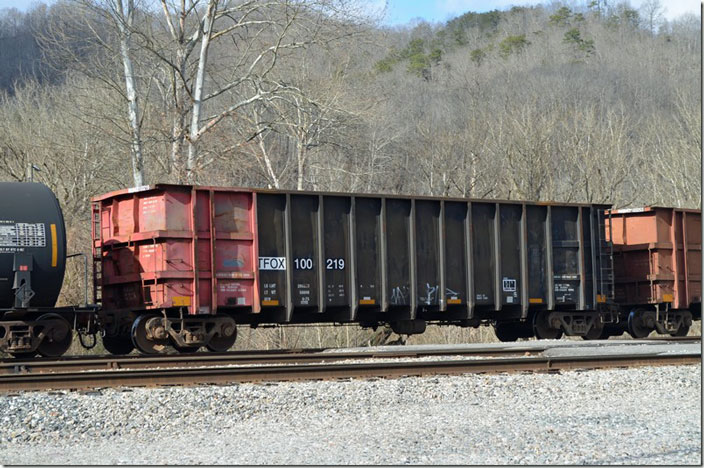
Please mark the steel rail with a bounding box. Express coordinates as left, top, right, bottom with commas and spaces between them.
0, 350, 699, 392
641, 335, 701, 342
2, 338, 698, 375
1, 345, 547, 375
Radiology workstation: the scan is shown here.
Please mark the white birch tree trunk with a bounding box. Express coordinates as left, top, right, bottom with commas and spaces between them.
257, 132, 281, 189
186, 0, 218, 183
114, 0, 144, 187
296, 137, 306, 190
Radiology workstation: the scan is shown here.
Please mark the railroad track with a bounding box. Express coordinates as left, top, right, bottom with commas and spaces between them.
0, 344, 553, 375
0, 335, 697, 371
2, 337, 699, 375
0, 339, 699, 392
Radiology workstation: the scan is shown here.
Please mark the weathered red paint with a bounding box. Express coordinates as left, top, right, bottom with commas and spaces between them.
92, 185, 260, 315
608, 207, 701, 309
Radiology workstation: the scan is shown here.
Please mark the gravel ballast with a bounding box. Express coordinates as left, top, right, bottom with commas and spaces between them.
0, 365, 700, 465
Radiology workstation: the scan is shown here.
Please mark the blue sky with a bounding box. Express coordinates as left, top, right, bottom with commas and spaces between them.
0, 0, 699, 23
381, 0, 700, 24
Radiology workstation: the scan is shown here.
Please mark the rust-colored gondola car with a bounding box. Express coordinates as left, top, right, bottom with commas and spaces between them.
91, 185, 256, 353
92, 184, 615, 353
608, 207, 701, 337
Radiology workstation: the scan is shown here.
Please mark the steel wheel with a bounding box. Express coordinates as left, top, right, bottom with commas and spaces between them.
102, 334, 135, 355
206, 323, 238, 352
627, 309, 651, 339
533, 311, 563, 340
36, 313, 73, 357
671, 325, 690, 337
131, 314, 169, 354
493, 323, 519, 342
582, 318, 606, 340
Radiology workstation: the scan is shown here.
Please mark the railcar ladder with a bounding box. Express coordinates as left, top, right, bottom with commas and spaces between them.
597, 209, 615, 302
91, 202, 103, 303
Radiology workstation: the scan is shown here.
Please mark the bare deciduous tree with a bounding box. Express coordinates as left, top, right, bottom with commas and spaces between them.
136, 0, 371, 182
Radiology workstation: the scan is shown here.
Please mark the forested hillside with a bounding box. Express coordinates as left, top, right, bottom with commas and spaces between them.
0, 0, 700, 310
